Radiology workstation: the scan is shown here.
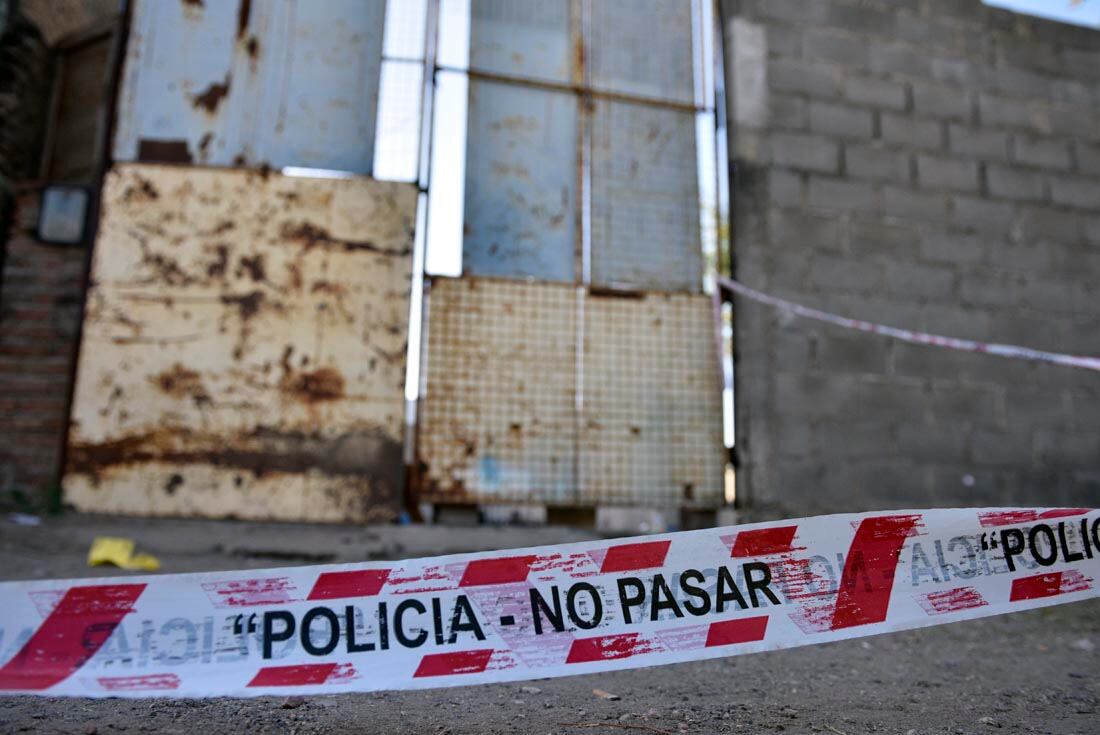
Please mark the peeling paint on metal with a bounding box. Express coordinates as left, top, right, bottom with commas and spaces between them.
114, 0, 386, 173
63, 163, 417, 522
191, 75, 231, 114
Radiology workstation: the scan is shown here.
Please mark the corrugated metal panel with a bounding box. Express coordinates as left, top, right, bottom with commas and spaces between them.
418, 278, 724, 508
580, 291, 724, 508
462, 79, 577, 281
589, 99, 702, 292
418, 277, 578, 504
113, 0, 386, 173
468, 0, 572, 83
587, 0, 695, 105
63, 163, 417, 522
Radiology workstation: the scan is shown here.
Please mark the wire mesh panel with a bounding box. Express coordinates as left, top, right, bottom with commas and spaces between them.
418, 279, 724, 508
587, 0, 695, 105
589, 99, 702, 291
462, 79, 578, 282
419, 277, 578, 505
468, 0, 573, 82
580, 291, 725, 508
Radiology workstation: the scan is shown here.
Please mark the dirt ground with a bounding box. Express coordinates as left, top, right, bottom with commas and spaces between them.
1, 514, 1098, 734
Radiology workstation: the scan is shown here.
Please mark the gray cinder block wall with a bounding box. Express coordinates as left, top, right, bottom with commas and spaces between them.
721, 0, 1100, 514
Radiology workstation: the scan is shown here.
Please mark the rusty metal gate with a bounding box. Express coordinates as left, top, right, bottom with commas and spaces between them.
415, 0, 724, 510
418, 277, 725, 509
63, 164, 417, 522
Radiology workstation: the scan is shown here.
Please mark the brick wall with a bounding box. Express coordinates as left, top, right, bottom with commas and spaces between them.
722, 0, 1100, 513
0, 188, 87, 509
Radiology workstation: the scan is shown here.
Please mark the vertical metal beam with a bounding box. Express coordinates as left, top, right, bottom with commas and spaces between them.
570, 0, 588, 508
715, 0, 743, 501
56, 0, 130, 512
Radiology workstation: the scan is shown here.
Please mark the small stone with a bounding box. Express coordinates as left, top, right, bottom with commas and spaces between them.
280, 696, 305, 710
1071, 638, 1095, 652
979, 716, 1001, 728
520, 686, 542, 694
84, 726, 98, 735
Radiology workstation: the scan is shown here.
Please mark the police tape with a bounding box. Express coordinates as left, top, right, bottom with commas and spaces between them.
716, 276, 1100, 373
1, 507, 1098, 698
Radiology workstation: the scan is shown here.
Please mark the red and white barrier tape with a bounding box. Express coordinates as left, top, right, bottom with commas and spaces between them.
1, 508, 1097, 698
716, 276, 1100, 373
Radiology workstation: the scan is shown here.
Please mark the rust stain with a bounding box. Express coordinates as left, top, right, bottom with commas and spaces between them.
200, 220, 235, 236
181, 0, 204, 6
192, 75, 231, 114
280, 367, 346, 403
122, 174, 160, 203
246, 36, 259, 60
236, 254, 266, 282
489, 115, 539, 133
220, 290, 264, 320
310, 280, 344, 295
281, 222, 411, 257
151, 363, 212, 406
206, 244, 229, 279
165, 473, 184, 494
236, 0, 252, 39
198, 132, 214, 159
66, 426, 404, 493
139, 246, 194, 287
588, 285, 646, 300
137, 139, 193, 164
285, 262, 303, 291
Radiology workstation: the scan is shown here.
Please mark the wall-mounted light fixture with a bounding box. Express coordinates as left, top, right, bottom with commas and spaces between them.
36, 185, 89, 245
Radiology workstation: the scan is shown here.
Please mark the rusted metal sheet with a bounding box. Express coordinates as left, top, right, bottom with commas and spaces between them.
418, 277, 578, 505
418, 278, 724, 508
113, 0, 386, 173
589, 99, 702, 292
462, 79, 577, 282
63, 163, 417, 522
579, 290, 724, 508
468, 0, 572, 83
587, 0, 695, 105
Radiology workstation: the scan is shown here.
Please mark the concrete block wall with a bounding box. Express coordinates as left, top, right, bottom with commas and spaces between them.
722, 0, 1100, 514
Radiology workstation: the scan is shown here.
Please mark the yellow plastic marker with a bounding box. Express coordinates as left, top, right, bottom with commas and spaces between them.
87, 537, 161, 571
